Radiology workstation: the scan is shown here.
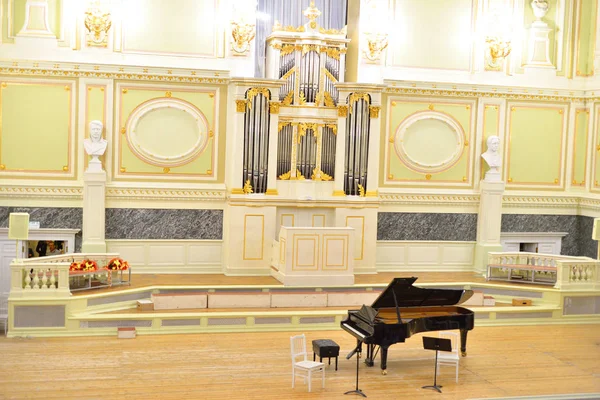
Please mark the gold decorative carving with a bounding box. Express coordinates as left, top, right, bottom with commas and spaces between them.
1, 82, 7, 88
120, 167, 126, 173
428, 104, 434, 110
323, 69, 338, 83
243, 180, 253, 194
165, 91, 172, 98
295, 169, 306, 180
554, 178, 559, 183
281, 67, 296, 81
325, 124, 337, 135
508, 177, 513, 183
425, 174, 432, 180
207, 169, 212, 174
269, 102, 280, 114
299, 91, 307, 105
84, 4, 112, 47
319, 27, 346, 35
231, 20, 256, 54
337, 105, 348, 117
303, 1, 321, 30
302, 44, 321, 54
324, 92, 336, 107
163, 167, 170, 173
272, 21, 305, 33
281, 91, 294, 106
0, 164, 5, 169
246, 87, 271, 110
279, 170, 291, 180
369, 106, 380, 118
209, 130, 214, 138
357, 184, 365, 197
122, 89, 128, 94
325, 47, 342, 60
236, 100, 247, 112
389, 137, 394, 143
348, 92, 370, 113
120, 127, 126, 134
311, 168, 332, 181
278, 121, 292, 132
279, 44, 297, 56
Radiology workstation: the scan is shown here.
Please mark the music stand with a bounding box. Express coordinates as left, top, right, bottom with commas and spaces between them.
344, 339, 367, 397
422, 336, 452, 393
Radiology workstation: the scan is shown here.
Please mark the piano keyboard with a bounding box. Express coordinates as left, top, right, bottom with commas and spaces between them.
341, 322, 368, 339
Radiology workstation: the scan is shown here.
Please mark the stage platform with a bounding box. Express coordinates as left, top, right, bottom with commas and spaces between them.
6, 270, 600, 339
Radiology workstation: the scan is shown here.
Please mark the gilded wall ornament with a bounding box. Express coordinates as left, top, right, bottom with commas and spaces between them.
84, 5, 112, 47
231, 20, 256, 55
337, 105, 348, 117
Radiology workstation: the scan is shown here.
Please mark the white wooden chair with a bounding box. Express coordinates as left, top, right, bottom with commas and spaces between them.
437, 331, 460, 382
290, 334, 325, 392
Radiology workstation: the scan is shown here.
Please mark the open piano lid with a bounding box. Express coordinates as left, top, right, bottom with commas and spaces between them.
371, 277, 472, 309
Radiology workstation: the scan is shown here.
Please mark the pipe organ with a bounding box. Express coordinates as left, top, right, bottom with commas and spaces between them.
241, 88, 271, 194
224, 2, 382, 281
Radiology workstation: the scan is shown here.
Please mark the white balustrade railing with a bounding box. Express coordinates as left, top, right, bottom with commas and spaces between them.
488, 252, 600, 290
10, 253, 121, 298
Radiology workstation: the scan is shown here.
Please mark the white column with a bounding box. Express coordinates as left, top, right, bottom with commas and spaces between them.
333, 107, 348, 195
474, 180, 506, 276
82, 171, 107, 253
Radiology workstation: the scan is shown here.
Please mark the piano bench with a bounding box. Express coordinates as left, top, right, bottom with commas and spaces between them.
312, 339, 340, 371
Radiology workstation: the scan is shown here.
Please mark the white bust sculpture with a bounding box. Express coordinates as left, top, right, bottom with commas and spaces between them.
482, 135, 502, 182
84, 120, 107, 172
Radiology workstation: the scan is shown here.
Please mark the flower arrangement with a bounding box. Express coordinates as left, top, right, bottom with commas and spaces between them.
107, 257, 129, 271
69, 259, 98, 272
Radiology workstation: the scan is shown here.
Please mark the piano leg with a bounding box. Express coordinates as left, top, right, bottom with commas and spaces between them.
460, 328, 469, 357
380, 346, 389, 375
364, 344, 375, 367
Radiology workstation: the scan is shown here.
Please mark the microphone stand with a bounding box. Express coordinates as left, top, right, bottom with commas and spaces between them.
344, 340, 367, 397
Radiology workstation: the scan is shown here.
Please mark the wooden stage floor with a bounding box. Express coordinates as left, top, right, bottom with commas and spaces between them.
73, 271, 502, 296
0, 324, 598, 399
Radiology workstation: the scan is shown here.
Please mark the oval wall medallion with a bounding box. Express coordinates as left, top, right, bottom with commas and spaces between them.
125, 98, 209, 167
394, 111, 465, 174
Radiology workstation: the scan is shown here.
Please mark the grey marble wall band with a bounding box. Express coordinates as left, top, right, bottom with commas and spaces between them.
0, 207, 83, 252
377, 213, 478, 241
501, 214, 597, 258
105, 209, 223, 240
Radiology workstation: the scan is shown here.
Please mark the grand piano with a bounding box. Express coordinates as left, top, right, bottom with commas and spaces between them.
341, 277, 475, 374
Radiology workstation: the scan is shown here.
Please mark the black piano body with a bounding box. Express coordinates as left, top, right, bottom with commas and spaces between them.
341, 277, 474, 374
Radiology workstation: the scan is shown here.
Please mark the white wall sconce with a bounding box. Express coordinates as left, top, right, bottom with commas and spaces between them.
485, 36, 512, 70
483, 5, 514, 71
361, 0, 389, 63
231, 19, 256, 55
84, 1, 112, 47
363, 32, 389, 62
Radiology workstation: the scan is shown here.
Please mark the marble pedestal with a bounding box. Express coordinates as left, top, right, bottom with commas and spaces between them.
474, 180, 505, 275
82, 170, 107, 253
